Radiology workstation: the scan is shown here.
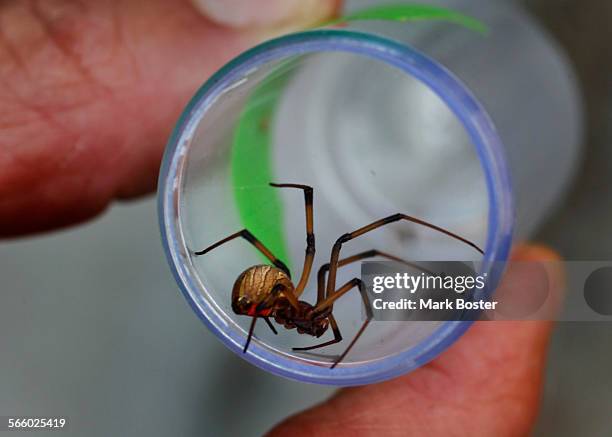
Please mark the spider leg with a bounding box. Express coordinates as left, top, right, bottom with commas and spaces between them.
292, 314, 342, 351
316, 278, 372, 316
243, 306, 288, 354
307, 252, 432, 364
263, 317, 278, 335
325, 214, 483, 297
332, 319, 370, 369
243, 317, 258, 353
194, 229, 290, 277
244, 316, 280, 353
269, 183, 315, 297
312, 278, 373, 368
316, 249, 436, 304
288, 271, 345, 353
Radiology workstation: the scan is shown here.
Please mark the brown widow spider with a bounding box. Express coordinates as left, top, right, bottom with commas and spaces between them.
195, 183, 483, 368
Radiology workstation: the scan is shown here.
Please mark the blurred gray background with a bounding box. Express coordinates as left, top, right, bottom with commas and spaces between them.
1, 0, 610, 436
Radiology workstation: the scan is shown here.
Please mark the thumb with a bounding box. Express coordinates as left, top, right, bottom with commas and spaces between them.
0, 0, 341, 237
190, 0, 342, 30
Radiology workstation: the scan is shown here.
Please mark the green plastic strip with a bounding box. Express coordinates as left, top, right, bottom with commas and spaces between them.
231, 4, 487, 269
231, 63, 294, 266
328, 4, 488, 34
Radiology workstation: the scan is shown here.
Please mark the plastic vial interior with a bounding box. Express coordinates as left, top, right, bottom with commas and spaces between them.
159, 31, 513, 385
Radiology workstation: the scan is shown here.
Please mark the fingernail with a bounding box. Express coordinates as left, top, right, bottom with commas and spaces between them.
190, 0, 341, 29
482, 244, 565, 321
511, 243, 562, 263
512, 242, 564, 283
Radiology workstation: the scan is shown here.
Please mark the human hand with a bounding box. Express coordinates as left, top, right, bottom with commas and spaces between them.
268, 245, 564, 436
0, 0, 340, 236
2, 4, 563, 435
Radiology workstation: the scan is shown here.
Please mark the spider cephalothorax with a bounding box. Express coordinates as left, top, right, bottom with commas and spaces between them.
196, 183, 483, 368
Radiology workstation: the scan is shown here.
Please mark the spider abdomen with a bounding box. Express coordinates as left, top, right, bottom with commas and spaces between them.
231, 265, 293, 315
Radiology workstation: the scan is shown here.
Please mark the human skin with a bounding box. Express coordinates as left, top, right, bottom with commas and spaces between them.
268, 245, 563, 437
0, 2, 562, 435
0, 0, 340, 236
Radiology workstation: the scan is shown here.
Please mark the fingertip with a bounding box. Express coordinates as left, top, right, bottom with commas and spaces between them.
511, 243, 562, 262
486, 243, 565, 323
511, 242, 565, 287
190, 0, 342, 30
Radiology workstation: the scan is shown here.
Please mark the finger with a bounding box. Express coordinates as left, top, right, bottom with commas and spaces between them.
268, 244, 564, 437
191, 0, 342, 30
486, 243, 565, 321
0, 0, 340, 237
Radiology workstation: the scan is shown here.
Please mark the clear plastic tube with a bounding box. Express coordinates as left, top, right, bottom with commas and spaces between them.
158, 28, 514, 385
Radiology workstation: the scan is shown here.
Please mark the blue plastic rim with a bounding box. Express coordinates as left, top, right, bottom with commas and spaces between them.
158, 29, 515, 386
